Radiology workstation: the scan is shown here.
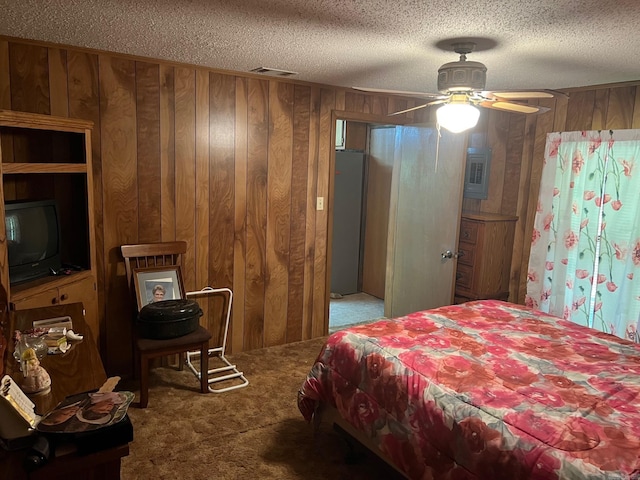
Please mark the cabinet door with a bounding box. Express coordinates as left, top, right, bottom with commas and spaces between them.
12, 287, 60, 310
59, 276, 99, 340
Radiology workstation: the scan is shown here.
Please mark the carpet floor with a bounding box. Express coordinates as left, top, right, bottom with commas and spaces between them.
120, 337, 404, 480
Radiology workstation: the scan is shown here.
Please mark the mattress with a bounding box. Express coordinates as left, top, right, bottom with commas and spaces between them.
298, 300, 640, 479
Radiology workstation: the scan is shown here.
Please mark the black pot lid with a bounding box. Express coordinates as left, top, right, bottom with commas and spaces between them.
139, 299, 202, 321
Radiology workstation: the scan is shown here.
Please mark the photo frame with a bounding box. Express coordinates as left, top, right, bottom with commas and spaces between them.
133, 266, 185, 310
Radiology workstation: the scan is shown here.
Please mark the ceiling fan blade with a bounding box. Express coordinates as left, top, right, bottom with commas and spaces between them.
388, 103, 429, 116
352, 86, 444, 99
425, 98, 449, 107
483, 89, 568, 100
479, 100, 550, 114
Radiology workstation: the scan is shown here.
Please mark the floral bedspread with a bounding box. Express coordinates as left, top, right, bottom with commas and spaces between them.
297, 300, 640, 479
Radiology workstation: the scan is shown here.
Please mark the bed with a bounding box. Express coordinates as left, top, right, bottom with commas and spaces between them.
297, 300, 640, 479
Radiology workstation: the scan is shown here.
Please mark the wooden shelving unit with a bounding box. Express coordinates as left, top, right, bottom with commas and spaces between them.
0, 110, 99, 345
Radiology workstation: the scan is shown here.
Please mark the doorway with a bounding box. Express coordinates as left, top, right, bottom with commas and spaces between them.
328, 123, 393, 331
327, 118, 467, 332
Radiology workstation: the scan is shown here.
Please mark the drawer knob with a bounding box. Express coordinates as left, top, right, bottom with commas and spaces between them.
60, 293, 69, 301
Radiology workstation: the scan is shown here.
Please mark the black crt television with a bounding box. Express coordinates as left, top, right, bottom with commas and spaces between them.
4, 199, 62, 285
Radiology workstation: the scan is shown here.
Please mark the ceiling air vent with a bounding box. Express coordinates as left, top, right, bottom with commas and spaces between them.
250, 67, 298, 77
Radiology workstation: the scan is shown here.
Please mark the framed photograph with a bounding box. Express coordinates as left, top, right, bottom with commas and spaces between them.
133, 266, 185, 310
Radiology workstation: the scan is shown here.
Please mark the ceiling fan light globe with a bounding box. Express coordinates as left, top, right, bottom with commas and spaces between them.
436, 103, 480, 133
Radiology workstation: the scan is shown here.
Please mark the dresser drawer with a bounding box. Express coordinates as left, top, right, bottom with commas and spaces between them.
455, 263, 474, 289
457, 241, 475, 266
459, 221, 479, 244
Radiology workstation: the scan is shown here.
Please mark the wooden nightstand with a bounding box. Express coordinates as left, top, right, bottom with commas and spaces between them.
454, 212, 518, 304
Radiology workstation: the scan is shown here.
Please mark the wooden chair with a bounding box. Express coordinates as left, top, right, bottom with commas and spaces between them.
120, 241, 211, 408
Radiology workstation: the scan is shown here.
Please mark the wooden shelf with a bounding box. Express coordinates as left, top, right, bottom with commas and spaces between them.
1, 163, 88, 174
0, 109, 93, 132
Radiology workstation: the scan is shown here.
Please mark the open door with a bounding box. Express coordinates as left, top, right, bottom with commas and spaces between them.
384, 125, 466, 318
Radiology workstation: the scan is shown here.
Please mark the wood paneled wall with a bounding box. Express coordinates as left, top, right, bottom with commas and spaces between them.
463, 82, 640, 305
0, 37, 427, 375
2, 36, 639, 375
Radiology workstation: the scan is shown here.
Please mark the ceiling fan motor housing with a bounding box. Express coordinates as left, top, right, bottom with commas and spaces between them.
437, 60, 487, 93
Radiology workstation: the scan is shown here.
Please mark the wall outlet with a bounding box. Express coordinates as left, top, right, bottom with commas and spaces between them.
316, 197, 324, 211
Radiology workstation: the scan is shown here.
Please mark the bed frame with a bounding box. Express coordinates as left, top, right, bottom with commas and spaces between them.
313, 402, 407, 478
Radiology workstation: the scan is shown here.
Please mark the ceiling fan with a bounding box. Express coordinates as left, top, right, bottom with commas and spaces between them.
354, 42, 564, 132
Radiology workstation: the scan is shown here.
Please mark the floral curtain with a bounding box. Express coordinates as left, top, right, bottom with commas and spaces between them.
526, 129, 640, 341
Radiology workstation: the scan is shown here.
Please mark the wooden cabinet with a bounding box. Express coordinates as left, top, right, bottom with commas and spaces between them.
0, 110, 99, 345
10, 271, 97, 318
454, 212, 518, 303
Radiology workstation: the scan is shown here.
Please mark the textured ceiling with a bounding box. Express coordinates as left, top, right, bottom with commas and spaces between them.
1, 0, 640, 95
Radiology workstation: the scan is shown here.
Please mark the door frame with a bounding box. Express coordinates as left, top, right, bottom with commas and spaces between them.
324, 110, 416, 334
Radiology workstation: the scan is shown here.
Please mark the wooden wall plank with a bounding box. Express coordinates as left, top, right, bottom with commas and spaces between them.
335, 89, 345, 111
244, 78, 268, 350
501, 114, 526, 217
159, 65, 176, 242
174, 67, 197, 289
468, 110, 489, 149
389, 97, 408, 117
135, 61, 162, 243
518, 98, 555, 303
591, 89, 610, 130
344, 91, 365, 113
193, 69, 210, 321
462, 110, 489, 214
313, 88, 335, 337
633, 85, 640, 129
98, 55, 137, 374
208, 72, 235, 345
370, 95, 388, 116
0, 41, 10, 109
606, 86, 636, 129
287, 84, 311, 342
48, 47, 70, 199
232, 76, 248, 352
552, 95, 569, 133
67, 51, 103, 347
8, 43, 50, 114
265, 81, 293, 347
209, 72, 235, 289
565, 90, 595, 131
482, 111, 509, 213
302, 87, 320, 340
48, 48, 68, 117
194, 69, 212, 284
509, 113, 537, 303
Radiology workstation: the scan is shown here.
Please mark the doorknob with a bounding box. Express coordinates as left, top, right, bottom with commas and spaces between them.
441, 250, 463, 259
